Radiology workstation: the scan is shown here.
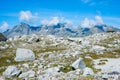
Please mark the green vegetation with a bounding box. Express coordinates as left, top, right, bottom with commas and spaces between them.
0, 68, 5, 75
83, 58, 93, 68
98, 62, 106, 65
83, 57, 101, 73
60, 65, 75, 73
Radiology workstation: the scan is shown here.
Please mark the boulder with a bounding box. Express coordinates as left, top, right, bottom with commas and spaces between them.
45, 67, 60, 73
3, 66, 21, 78
19, 70, 35, 78
27, 34, 39, 43
102, 74, 109, 80
71, 58, 86, 70
83, 67, 94, 76
90, 45, 106, 54
14, 48, 35, 62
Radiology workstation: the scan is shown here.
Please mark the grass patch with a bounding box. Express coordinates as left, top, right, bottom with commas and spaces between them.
0, 68, 5, 75
60, 65, 75, 73
83, 58, 93, 68
83, 57, 101, 73
98, 62, 106, 65
0, 55, 22, 67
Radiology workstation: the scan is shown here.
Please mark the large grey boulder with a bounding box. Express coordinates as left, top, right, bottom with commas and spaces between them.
14, 48, 35, 62
71, 58, 86, 70
83, 67, 94, 76
3, 66, 21, 78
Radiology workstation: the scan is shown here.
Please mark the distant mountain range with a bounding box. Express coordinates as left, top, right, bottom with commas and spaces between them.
3, 22, 120, 38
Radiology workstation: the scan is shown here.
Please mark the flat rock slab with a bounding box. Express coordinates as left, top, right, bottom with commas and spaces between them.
14, 48, 35, 62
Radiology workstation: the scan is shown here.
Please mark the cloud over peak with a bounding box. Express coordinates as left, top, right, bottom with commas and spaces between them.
95, 16, 104, 25
41, 17, 73, 26
19, 11, 38, 22
81, 16, 104, 28
0, 22, 9, 31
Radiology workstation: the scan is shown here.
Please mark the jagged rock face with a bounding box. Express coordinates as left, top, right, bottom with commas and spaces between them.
4, 22, 120, 38
14, 48, 35, 62
0, 33, 7, 41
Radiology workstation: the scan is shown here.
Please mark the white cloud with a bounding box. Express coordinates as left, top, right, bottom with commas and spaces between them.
41, 17, 73, 26
81, 16, 104, 28
41, 17, 59, 26
41, 19, 49, 25
81, 18, 95, 28
48, 17, 59, 26
19, 11, 38, 22
0, 22, 9, 31
81, 0, 90, 3
95, 16, 104, 24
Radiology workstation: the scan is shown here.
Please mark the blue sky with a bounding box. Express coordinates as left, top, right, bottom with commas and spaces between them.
0, 0, 120, 31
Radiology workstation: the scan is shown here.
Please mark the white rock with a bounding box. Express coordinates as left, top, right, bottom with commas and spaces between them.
82, 41, 90, 48
75, 69, 81, 74
14, 48, 35, 62
45, 67, 60, 73
20, 35, 28, 40
3, 66, 21, 78
102, 74, 109, 79
19, 70, 35, 78
22, 63, 29, 69
90, 45, 106, 54
94, 58, 120, 73
71, 58, 86, 70
83, 67, 94, 76
0, 76, 5, 80
8, 38, 13, 41
27, 34, 39, 43
14, 35, 20, 41
38, 74, 50, 80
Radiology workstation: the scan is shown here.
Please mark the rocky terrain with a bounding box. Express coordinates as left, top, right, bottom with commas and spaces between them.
0, 32, 120, 80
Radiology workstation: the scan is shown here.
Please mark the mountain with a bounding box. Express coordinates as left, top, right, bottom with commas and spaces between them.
4, 22, 78, 38
0, 33, 7, 41
76, 25, 120, 37
3, 22, 120, 38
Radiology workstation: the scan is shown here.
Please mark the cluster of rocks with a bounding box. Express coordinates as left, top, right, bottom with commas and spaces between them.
0, 32, 120, 79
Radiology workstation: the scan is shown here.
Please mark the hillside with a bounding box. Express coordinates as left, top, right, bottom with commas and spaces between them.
0, 32, 120, 79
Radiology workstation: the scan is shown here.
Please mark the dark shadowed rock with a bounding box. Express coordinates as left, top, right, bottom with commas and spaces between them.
0, 33, 7, 41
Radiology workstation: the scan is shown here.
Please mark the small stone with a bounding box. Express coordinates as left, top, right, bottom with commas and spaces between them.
83, 67, 94, 76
